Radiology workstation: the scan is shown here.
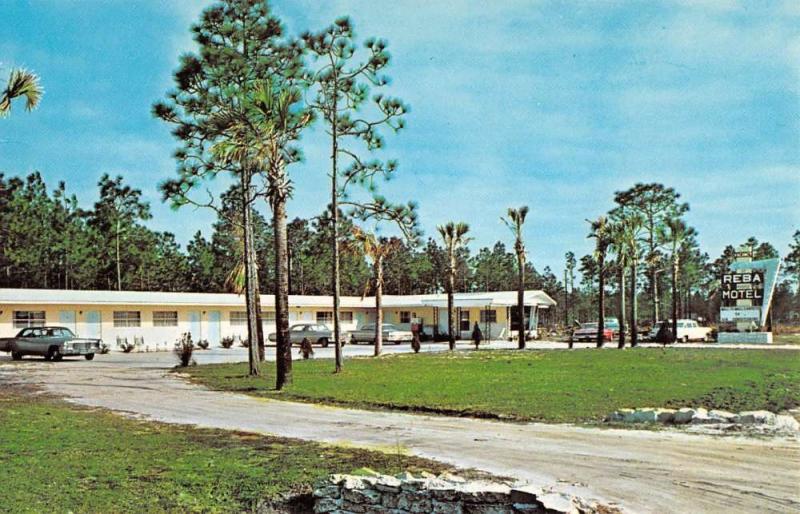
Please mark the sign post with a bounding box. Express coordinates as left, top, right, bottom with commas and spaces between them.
717, 245, 780, 344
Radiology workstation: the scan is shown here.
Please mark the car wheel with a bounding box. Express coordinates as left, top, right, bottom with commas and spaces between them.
319, 338, 329, 348
84, 353, 95, 361
48, 347, 63, 362
683, 336, 689, 343
11, 351, 22, 361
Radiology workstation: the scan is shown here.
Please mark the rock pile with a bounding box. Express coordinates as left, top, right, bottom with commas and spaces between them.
607, 407, 800, 432
313, 470, 619, 514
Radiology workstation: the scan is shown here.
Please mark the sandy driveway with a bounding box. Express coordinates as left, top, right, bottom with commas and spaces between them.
1, 348, 798, 514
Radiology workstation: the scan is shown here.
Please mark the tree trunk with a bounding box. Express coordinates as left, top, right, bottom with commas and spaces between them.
671, 255, 679, 344
563, 268, 569, 330
375, 255, 383, 357
331, 83, 343, 374
255, 288, 265, 361
241, 172, 260, 376
630, 260, 639, 347
447, 252, 456, 351
274, 195, 291, 388
648, 221, 659, 324
618, 265, 626, 349
596, 251, 606, 348
517, 251, 525, 349
115, 219, 122, 291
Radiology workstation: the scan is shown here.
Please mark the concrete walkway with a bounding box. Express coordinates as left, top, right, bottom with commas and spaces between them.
2, 348, 799, 514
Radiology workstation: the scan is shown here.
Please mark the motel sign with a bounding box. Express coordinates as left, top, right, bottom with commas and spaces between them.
721, 271, 764, 305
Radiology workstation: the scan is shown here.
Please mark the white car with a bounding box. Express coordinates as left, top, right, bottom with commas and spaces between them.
350, 323, 413, 344
654, 319, 714, 342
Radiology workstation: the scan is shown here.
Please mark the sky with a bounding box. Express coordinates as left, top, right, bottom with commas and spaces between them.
1, 0, 798, 277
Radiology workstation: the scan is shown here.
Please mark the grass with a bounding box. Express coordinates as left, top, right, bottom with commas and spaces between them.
774, 333, 800, 345
0, 387, 447, 513
186, 348, 800, 423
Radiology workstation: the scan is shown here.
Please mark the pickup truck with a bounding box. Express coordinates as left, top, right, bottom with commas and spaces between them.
0, 326, 101, 361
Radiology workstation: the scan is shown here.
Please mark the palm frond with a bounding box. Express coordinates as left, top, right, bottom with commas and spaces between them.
1, 68, 43, 116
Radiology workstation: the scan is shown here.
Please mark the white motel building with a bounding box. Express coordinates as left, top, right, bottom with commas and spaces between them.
0, 288, 556, 351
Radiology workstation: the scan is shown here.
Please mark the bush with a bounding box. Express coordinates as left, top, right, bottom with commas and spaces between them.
220, 336, 235, 349
120, 341, 136, 353
238, 337, 250, 348
174, 332, 195, 367
98, 343, 110, 355
197, 339, 210, 350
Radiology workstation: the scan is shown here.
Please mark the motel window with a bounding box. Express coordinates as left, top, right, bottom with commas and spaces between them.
230, 311, 247, 326
316, 311, 333, 324
480, 310, 497, 323
261, 311, 276, 323
340, 311, 353, 323
459, 310, 471, 332
153, 311, 178, 327
13, 310, 46, 329
399, 311, 411, 324
113, 311, 141, 328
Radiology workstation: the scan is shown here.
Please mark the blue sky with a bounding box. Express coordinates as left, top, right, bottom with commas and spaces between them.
1, 0, 798, 277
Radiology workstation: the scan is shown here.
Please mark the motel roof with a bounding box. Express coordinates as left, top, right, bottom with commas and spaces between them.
0, 288, 556, 309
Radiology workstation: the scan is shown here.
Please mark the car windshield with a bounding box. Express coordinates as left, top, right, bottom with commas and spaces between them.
291, 325, 309, 331
381, 324, 399, 331
580, 323, 598, 329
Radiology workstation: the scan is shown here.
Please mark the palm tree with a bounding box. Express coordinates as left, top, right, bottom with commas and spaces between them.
587, 216, 611, 347
607, 218, 636, 348
1, 68, 42, 116
347, 227, 403, 356
660, 218, 695, 343
212, 80, 312, 387
437, 222, 471, 350
501, 206, 529, 349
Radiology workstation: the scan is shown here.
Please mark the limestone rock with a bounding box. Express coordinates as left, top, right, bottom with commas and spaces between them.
374, 475, 402, 493
342, 486, 381, 505
655, 408, 676, 423
690, 408, 715, 424
737, 410, 776, 425
314, 497, 342, 513
630, 408, 659, 423
707, 410, 737, 423
439, 472, 467, 483
673, 408, 696, 424
774, 415, 800, 432
538, 492, 580, 514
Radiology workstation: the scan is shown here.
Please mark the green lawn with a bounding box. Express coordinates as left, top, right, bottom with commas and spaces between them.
775, 333, 800, 345
0, 388, 446, 513
186, 348, 800, 423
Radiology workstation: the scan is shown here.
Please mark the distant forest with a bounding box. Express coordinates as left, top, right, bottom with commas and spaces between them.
1, 172, 798, 325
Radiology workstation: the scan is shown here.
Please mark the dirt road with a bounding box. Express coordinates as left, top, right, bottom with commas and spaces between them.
2, 351, 798, 513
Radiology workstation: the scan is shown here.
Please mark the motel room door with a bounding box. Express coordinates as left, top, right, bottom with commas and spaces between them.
188, 311, 202, 342
59, 310, 77, 334
84, 311, 102, 339
206, 311, 221, 345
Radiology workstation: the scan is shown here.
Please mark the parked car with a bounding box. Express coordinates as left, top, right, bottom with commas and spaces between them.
653, 319, 714, 343
267, 323, 349, 347
0, 326, 101, 361
573, 322, 613, 342
350, 323, 414, 344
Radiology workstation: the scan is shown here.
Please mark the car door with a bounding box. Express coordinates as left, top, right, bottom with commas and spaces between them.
289, 325, 306, 343
14, 328, 36, 352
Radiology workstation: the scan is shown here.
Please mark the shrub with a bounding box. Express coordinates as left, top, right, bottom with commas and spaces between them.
120, 341, 136, 353
174, 332, 195, 367
98, 343, 110, 355
220, 336, 235, 349
197, 339, 210, 350
238, 337, 250, 348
